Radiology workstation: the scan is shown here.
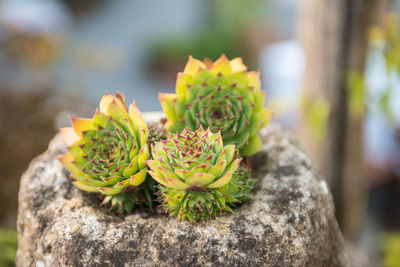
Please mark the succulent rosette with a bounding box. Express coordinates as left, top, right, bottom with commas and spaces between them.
146, 127, 254, 222
58, 93, 150, 213
160, 55, 272, 156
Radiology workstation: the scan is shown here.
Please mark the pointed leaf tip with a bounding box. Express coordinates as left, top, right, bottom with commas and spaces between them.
203, 57, 213, 69
100, 93, 127, 115
115, 91, 126, 106
184, 56, 206, 76
57, 153, 71, 164
230, 57, 247, 72
60, 127, 80, 146
128, 101, 147, 131
70, 117, 95, 137
212, 54, 232, 75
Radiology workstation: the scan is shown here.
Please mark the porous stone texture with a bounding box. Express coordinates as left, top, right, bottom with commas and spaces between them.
17, 115, 348, 267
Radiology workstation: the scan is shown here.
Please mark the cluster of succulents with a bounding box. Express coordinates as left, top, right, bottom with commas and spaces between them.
59, 55, 269, 222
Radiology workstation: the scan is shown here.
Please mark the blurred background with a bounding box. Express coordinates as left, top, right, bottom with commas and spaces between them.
0, 0, 399, 266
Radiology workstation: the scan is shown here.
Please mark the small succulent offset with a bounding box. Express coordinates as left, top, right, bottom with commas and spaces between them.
225, 167, 256, 206
58, 93, 150, 213
160, 55, 272, 156
146, 127, 255, 222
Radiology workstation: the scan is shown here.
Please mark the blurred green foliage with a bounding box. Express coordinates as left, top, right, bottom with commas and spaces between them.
0, 229, 17, 267
301, 94, 330, 142
347, 71, 367, 118
378, 84, 396, 125
207, 0, 265, 33
149, 0, 266, 67
150, 30, 242, 64
374, 14, 400, 126
379, 14, 400, 73
302, 13, 400, 140
347, 13, 400, 125
382, 232, 400, 267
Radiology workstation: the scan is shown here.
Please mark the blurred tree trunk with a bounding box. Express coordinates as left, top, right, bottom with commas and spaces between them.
299, 0, 379, 241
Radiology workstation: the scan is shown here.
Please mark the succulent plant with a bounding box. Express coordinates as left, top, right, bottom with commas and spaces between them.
225, 167, 256, 205
159, 55, 272, 156
58, 93, 150, 213
146, 127, 254, 222
147, 120, 167, 144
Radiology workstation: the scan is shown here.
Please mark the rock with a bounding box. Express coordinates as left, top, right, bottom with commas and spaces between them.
17, 114, 348, 267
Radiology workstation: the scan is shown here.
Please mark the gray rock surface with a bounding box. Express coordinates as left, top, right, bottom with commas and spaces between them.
17, 116, 348, 266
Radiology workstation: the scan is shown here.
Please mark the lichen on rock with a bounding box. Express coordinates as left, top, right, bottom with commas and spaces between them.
17, 114, 348, 266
